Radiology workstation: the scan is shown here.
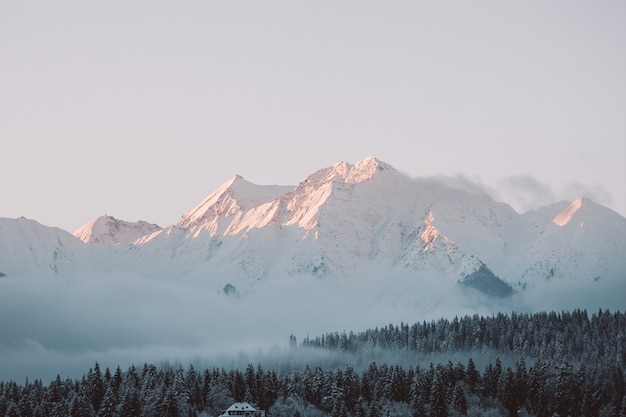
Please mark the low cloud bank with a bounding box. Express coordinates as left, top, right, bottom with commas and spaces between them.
0, 264, 621, 382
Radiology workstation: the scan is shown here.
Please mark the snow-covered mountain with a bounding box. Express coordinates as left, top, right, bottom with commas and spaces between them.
510, 197, 626, 285
2, 157, 625, 304
0, 217, 86, 277
73, 215, 162, 245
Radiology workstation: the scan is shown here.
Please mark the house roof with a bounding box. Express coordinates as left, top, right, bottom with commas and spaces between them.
226, 402, 256, 412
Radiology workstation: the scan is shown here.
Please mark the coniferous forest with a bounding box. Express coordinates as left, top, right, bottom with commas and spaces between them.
0, 309, 624, 417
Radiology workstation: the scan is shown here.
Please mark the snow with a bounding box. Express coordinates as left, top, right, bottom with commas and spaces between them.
73, 215, 162, 245
0, 217, 86, 276
420, 211, 441, 251
552, 197, 583, 226
3, 157, 625, 302
178, 175, 293, 237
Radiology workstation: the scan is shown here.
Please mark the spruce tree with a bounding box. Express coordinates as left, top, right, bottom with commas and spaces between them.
87, 363, 105, 413
119, 389, 141, 417
97, 387, 118, 417
451, 384, 467, 415
466, 358, 480, 394
428, 371, 448, 417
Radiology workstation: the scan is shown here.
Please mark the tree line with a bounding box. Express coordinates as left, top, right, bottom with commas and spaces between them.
302, 309, 626, 368
0, 309, 624, 417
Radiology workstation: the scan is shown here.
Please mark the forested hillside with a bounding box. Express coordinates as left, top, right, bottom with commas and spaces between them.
302, 309, 626, 365
0, 309, 624, 417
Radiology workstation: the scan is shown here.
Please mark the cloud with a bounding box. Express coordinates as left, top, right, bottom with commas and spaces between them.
0, 262, 512, 383
493, 175, 556, 213
490, 175, 614, 214
425, 174, 494, 197
562, 181, 613, 208
1, 253, 622, 383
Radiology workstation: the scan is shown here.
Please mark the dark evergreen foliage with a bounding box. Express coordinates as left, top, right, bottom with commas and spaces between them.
302, 309, 625, 366
0, 309, 623, 417
459, 263, 514, 297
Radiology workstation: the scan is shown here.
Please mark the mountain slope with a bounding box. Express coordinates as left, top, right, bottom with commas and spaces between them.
508, 197, 626, 285
177, 175, 293, 238
0, 217, 86, 277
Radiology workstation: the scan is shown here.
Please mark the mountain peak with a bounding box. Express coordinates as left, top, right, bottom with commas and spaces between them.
178, 176, 293, 236
227, 174, 245, 185
73, 215, 162, 245
345, 156, 395, 183
550, 196, 624, 232
552, 198, 583, 227
551, 197, 608, 227
305, 156, 398, 186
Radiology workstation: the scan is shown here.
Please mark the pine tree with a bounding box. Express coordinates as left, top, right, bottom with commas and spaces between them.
123, 364, 141, 393
527, 360, 549, 417
362, 362, 378, 404
497, 367, 517, 417
157, 388, 180, 417
97, 387, 118, 417
87, 363, 105, 413
343, 365, 360, 412
69, 394, 91, 417
49, 400, 68, 417
17, 395, 34, 417
119, 389, 141, 417
554, 361, 580, 417
409, 366, 427, 417
451, 384, 467, 415
514, 357, 528, 407
4, 402, 20, 417
466, 358, 480, 394
232, 370, 246, 402
185, 365, 201, 413
482, 363, 498, 399
111, 366, 123, 399
428, 369, 448, 417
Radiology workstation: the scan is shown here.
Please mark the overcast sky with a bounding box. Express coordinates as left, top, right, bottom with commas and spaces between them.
2, 1, 624, 232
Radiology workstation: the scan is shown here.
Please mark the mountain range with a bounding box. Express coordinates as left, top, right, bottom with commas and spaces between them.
1, 156, 625, 306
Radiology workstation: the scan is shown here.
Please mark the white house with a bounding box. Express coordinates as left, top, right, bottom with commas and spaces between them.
218, 402, 265, 417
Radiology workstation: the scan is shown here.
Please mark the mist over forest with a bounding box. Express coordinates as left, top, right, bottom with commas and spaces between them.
0, 309, 624, 417
1, 257, 624, 384
0, 266, 609, 382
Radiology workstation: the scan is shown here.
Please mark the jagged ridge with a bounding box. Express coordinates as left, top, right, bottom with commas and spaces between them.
4, 157, 626, 300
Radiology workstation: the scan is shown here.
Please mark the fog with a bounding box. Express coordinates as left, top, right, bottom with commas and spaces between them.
419, 173, 616, 216
494, 175, 614, 214
0, 264, 621, 383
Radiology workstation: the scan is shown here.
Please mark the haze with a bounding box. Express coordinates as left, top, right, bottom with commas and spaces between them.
3, 256, 624, 383
1, 1, 624, 232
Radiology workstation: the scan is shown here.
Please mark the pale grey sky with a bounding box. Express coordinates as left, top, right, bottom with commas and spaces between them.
2, 1, 624, 232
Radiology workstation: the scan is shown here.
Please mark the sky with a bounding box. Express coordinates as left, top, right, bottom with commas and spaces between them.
1, 1, 625, 233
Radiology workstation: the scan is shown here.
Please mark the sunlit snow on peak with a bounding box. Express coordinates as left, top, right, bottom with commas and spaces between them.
552, 197, 583, 226
73, 215, 162, 245
420, 211, 440, 251
345, 156, 394, 184
178, 175, 293, 236
304, 156, 397, 186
